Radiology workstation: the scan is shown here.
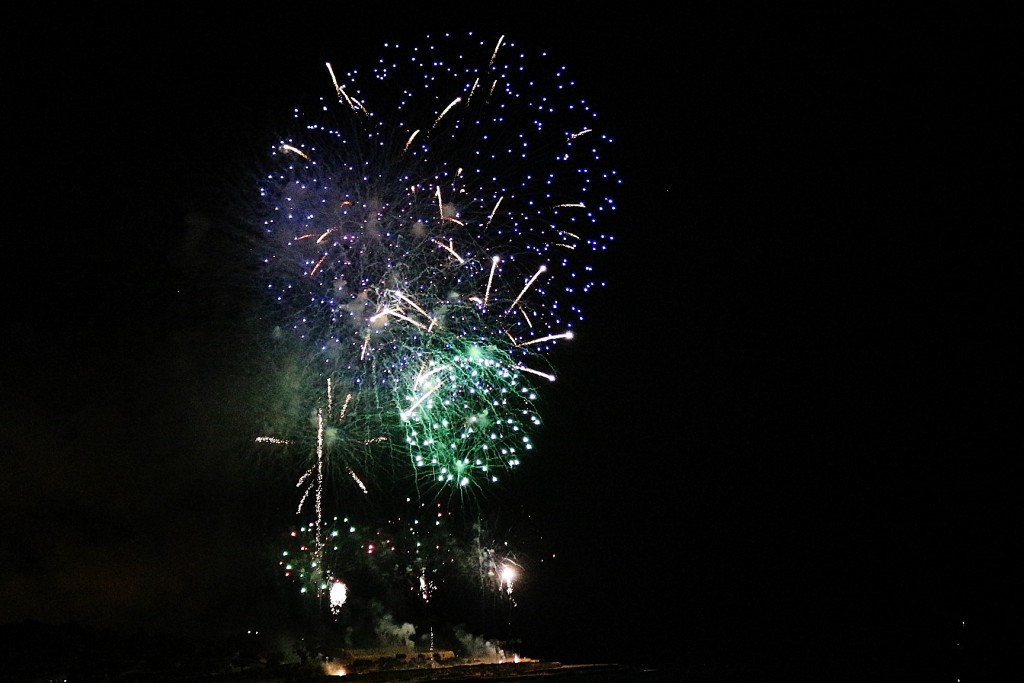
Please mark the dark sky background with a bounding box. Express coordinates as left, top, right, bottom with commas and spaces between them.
1, 5, 1012, 676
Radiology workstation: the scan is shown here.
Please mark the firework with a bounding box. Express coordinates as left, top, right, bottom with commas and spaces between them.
251, 31, 617, 624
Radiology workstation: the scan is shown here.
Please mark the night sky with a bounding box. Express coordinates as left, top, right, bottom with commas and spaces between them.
1, 5, 1011, 677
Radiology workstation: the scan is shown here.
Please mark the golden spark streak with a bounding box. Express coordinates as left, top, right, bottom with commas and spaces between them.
348, 468, 369, 494
507, 265, 547, 313
514, 365, 557, 382
316, 227, 337, 244
339, 393, 352, 420
489, 36, 505, 67
554, 202, 586, 208
327, 62, 367, 114
486, 196, 504, 228
381, 308, 429, 330
432, 238, 465, 263
432, 186, 465, 224
296, 485, 312, 514
414, 363, 452, 389
519, 306, 534, 328
433, 97, 462, 130
393, 291, 432, 320
568, 128, 592, 140
403, 129, 420, 153
360, 331, 371, 360
280, 144, 310, 160
402, 379, 448, 420
518, 331, 574, 347
255, 436, 292, 444
309, 253, 329, 276
314, 408, 325, 556
484, 255, 499, 308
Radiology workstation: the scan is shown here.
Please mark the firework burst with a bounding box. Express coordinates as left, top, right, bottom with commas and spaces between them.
251, 30, 617, 623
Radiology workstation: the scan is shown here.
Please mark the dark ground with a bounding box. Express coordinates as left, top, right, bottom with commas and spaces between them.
0, 616, 988, 682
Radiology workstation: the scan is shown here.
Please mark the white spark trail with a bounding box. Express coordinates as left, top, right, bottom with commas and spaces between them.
507, 265, 547, 314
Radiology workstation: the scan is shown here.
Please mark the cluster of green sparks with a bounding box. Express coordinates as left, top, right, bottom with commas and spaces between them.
250, 31, 617, 626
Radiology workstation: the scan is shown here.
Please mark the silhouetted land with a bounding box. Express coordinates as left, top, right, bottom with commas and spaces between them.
0, 618, 994, 682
